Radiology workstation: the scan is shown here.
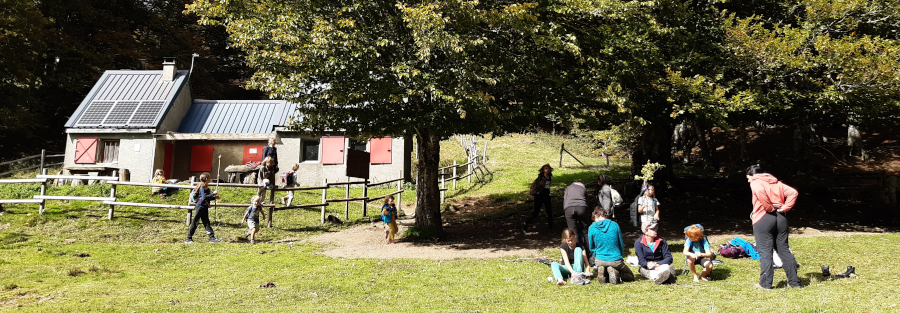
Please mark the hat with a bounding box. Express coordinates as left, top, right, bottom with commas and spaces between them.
642, 222, 658, 233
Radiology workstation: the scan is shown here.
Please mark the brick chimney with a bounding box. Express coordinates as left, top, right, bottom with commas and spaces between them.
161, 57, 177, 82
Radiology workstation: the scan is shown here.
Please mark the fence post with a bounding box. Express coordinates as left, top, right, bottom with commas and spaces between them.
345, 177, 350, 220
39, 168, 47, 215
187, 176, 195, 226
362, 180, 368, 217
440, 174, 445, 204
267, 188, 275, 228
452, 160, 457, 190
107, 170, 117, 220
397, 170, 403, 210
467, 159, 472, 184
321, 178, 328, 223
40, 149, 46, 173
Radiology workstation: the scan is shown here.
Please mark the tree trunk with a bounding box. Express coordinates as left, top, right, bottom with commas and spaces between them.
414, 127, 443, 234
633, 122, 675, 191
738, 122, 749, 162
692, 121, 719, 170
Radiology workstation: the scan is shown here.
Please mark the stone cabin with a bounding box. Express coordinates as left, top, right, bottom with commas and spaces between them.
62, 58, 411, 185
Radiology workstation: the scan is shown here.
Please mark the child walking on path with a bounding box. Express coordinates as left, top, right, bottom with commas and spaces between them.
186, 173, 222, 244
382, 195, 398, 243
638, 185, 660, 224
242, 195, 266, 244
550, 228, 593, 286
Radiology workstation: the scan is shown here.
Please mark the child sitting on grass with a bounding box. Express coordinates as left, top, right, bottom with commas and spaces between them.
684, 224, 715, 282
150, 169, 167, 198
381, 195, 398, 244
242, 195, 266, 244
549, 228, 593, 286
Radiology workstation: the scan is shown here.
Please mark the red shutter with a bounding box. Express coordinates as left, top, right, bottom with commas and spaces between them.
190, 146, 214, 171
321, 136, 345, 165
163, 143, 174, 178
370, 137, 392, 164
243, 146, 264, 164
74, 138, 98, 164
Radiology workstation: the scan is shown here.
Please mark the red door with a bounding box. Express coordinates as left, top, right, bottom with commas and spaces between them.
243, 146, 264, 164
163, 143, 174, 177
190, 146, 214, 171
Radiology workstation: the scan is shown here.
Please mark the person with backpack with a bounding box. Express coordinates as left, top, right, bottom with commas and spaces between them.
186, 173, 223, 244
638, 184, 660, 225
524, 164, 553, 231
684, 224, 715, 282
596, 174, 614, 219
746, 164, 801, 289
382, 195, 399, 244
635, 222, 676, 284
588, 206, 634, 284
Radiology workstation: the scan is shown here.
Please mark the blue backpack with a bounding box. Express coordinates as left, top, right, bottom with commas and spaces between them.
381, 205, 395, 223
729, 237, 760, 260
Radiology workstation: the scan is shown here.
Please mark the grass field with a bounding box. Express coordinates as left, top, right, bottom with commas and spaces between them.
1, 133, 898, 312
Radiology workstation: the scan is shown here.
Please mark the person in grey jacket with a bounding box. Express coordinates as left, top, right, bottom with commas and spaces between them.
597, 174, 614, 219
563, 181, 592, 249
257, 157, 277, 202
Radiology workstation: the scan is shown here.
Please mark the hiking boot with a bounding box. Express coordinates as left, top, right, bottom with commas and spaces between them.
209, 237, 223, 243
184, 239, 194, 244
607, 267, 620, 285
835, 266, 856, 278
820, 265, 831, 277
655, 270, 671, 285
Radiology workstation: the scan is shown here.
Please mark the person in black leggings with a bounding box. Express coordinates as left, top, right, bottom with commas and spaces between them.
525, 164, 554, 230
746, 164, 801, 289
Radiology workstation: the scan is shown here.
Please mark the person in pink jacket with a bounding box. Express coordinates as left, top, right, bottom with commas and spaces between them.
746, 164, 801, 289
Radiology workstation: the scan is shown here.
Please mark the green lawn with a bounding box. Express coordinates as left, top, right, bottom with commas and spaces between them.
1, 133, 898, 312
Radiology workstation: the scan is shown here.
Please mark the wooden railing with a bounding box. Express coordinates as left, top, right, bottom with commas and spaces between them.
0, 170, 407, 228
0, 150, 65, 177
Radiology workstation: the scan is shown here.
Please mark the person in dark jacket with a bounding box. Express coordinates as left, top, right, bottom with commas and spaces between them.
634, 222, 676, 284
524, 164, 553, 231
562, 181, 591, 249
262, 138, 279, 171
186, 172, 222, 244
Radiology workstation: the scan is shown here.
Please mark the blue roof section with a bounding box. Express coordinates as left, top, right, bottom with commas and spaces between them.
64, 70, 189, 128
177, 100, 301, 133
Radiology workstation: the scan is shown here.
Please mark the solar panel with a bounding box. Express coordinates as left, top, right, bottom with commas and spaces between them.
75, 101, 115, 125
129, 101, 165, 125
102, 101, 140, 125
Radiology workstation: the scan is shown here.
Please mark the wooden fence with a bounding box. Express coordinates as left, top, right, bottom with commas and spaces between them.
0, 150, 65, 177
0, 154, 489, 227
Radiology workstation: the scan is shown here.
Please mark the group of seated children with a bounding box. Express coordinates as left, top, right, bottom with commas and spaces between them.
549, 206, 713, 285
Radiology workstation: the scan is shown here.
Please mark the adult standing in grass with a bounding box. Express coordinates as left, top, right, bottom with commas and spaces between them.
597, 174, 613, 218
746, 164, 801, 289
635, 222, 676, 284
524, 164, 554, 231
562, 180, 591, 249
588, 206, 634, 284
186, 173, 223, 244
263, 137, 279, 172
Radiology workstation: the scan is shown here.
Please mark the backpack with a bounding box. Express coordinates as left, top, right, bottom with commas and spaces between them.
629, 193, 643, 228
529, 178, 540, 196
610, 188, 623, 207
280, 171, 296, 186
718, 243, 748, 259
729, 237, 760, 260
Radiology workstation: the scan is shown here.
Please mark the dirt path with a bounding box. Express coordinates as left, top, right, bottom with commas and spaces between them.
305, 208, 890, 260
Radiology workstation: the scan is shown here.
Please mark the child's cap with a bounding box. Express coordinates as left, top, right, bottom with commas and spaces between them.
642, 222, 658, 233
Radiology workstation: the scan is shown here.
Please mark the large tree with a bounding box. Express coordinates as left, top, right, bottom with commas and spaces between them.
185, 0, 599, 233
